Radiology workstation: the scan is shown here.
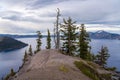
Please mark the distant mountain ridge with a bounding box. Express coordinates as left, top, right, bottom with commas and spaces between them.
0, 34, 49, 38
89, 30, 120, 40
0, 30, 120, 40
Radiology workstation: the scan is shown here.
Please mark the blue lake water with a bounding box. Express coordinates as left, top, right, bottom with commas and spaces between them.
0, 37, 120, 78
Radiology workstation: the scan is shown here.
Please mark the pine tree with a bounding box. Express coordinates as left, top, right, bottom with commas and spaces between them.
4, 68, 15, 80
28, 45, 33, 56
54, 8, 60, 49
23, 50, 27, 62
60, 17, 78, 56
96, 46, 110, 67
78, 24, 91, 60
46, 29, 51, 49
36, 31, 42, 52
10, 68, 15, 76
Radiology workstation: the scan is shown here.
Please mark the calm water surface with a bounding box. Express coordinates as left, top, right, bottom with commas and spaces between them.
0, 38, 120, 78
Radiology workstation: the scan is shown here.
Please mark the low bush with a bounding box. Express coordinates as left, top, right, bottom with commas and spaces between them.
74, 61, 100, 80
59, 64, 69, 73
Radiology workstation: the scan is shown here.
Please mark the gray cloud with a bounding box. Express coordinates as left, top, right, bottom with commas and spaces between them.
26, 0, 71, 9
0, 23, 36, 33
0, 0, 120, 34
60, 0, 120, 25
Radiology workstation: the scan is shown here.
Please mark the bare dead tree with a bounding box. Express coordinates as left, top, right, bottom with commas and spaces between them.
54, 8, 61, 49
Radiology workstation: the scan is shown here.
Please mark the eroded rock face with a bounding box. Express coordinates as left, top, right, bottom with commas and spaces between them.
0, 37, 28, 52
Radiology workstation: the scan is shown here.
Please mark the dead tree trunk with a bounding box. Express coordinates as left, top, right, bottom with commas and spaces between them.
54, 8, 60, 50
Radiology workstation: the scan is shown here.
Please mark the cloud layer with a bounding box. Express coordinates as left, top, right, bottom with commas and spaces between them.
0, 0, 120, 34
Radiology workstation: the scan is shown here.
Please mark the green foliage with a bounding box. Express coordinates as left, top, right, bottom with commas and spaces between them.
87, 61, 97, 68
78, 24, 91, 60
96, 46, 110, 67
91, 54, 97, 62
28, 45, 33, 56
74, 61, 112, 80
74, 61, 100, 80
36, 31, 42, 52
4, 68, 16, 80
46, 29, 51, 49
105, 67, 116, 71
23, 50, 28, 63
100, 74, 111, 80
60, 17, 78, 56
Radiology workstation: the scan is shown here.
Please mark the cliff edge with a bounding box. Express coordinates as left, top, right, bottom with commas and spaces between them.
13, 49, 92, 80
12, 49, 111, 80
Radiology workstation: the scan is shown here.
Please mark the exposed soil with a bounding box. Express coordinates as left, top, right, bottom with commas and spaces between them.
13, 49, 92, 80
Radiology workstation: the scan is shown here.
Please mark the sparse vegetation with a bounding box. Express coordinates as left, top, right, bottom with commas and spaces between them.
28, 45, 33, 56
4, 68, 16, 80
87, 61, 98, 68
59, 64, 69, 73
23, 50, 28, 63
74, 61, 100, 80
105, 67, 116, 71
46, 29, 51, 49
74, 61, 112, 80
95, 46, 110, 67
36, 31, 42, 52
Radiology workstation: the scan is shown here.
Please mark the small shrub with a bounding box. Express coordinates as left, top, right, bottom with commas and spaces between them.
59, 64, 69, 73
74, 61, 112, 80
105, 67, 116, 71
87, 61, 97, 68
4, 68, 16, 80
100, 74, 111, 80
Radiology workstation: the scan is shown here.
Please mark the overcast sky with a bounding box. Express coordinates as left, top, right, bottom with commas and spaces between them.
0, 0, 120, 34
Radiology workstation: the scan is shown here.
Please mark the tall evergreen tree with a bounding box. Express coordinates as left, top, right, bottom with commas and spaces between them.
78, 24, 91, 60
60, 17, 78, 56
46, 29, 51, 49
36, 31, 42, 52
96, 46, 110, 67
54, 8, 60, 49
28, 45, 33, 56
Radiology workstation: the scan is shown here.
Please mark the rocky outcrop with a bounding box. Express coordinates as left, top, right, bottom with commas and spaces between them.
13, 49, 92, 80
12, 49, 112, 80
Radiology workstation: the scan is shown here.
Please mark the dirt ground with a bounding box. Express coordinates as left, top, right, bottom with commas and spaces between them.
13, 49, 91, 80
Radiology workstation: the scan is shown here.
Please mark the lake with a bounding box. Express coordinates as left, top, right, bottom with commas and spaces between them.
0, 37, 120, 78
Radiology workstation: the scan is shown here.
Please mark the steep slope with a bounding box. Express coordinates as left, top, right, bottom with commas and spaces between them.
0, 37, 28, 52
13, 49, 92, 80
